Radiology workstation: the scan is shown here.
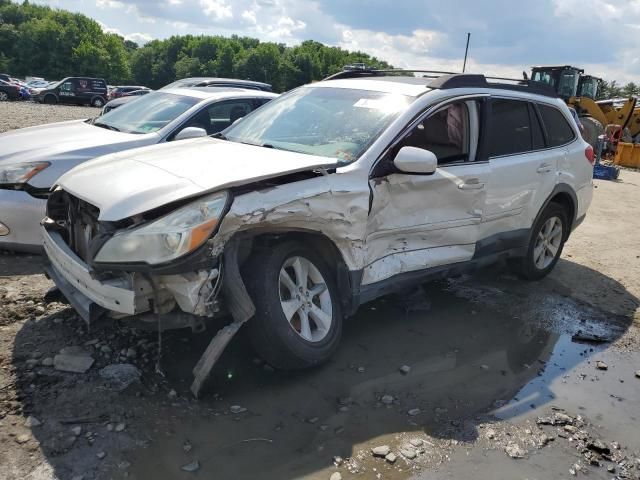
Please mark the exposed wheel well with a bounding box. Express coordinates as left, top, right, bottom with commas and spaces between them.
548, 192, 575, 238
235, 230, 355, 313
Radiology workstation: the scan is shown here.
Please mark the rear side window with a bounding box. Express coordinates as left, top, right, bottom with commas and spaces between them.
538, 104, 575, 147
529, 104, 546, 150
489, 99, 532, 157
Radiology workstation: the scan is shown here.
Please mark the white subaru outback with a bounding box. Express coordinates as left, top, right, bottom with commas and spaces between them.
41, 70, 594, 389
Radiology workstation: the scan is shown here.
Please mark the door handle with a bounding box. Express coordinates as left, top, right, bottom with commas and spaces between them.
537, 163, 552, 173
458, 178, 485, 190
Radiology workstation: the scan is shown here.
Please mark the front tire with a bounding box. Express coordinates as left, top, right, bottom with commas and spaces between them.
244, 241, 343, 370
91, 97, 105, 108
515, 203, 568, 280
0, 91, 8, 101
44, 95, 57, 105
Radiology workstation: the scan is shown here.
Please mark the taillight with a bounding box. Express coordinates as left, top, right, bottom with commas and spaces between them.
585, 145, 595, 166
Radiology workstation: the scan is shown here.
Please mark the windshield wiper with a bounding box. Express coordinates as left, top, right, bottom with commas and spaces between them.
211, 132, 228, 140
93, 122, 121, 132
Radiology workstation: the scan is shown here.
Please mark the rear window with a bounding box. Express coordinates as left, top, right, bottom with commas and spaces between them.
538, 104, 575, 147
489, 99, 532, 157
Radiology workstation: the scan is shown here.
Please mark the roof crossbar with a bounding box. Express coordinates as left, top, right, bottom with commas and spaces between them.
323, 69, 558, 98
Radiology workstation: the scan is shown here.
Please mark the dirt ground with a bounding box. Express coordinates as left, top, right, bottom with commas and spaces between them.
0, 104, 639, 480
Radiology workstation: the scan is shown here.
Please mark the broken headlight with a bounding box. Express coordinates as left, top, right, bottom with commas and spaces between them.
0, 162, 50, 184
94, 191, 228, 265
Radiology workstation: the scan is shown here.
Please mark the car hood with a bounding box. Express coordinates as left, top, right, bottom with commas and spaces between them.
57, 137, 339, 221
0, 119, 157, 188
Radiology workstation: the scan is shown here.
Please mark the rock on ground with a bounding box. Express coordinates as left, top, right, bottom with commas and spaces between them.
99, 363, 141, 391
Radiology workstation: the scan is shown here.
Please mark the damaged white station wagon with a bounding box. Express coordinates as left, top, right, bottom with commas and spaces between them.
41, 70, 594, 395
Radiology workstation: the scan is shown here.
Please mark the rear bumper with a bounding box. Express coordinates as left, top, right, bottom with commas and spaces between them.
42, 226, 137, 321
0, 189, 46, 252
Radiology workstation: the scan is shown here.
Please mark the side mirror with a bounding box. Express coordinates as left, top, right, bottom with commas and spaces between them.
393, 146, 437, 174
174, 126, 207, 141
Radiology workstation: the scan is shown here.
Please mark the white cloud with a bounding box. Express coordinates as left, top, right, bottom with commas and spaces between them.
241, 9, 257, 25
199, 0, 233, 20
97, 20, 152, 45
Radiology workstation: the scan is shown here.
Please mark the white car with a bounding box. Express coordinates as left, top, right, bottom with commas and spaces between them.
42, 70, 594, 387
0, 87, 276, 251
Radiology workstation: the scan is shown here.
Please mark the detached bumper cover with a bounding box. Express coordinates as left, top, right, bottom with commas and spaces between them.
42, 226, 137, 321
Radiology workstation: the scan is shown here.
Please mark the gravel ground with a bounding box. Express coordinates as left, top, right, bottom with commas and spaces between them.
0, 101, 99, 133
0, 103, 639, 480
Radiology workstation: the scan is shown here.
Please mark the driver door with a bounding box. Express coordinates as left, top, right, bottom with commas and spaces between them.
363, 97, 490, 285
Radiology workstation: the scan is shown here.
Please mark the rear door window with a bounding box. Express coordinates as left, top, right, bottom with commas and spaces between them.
538, 104, 575, 147
488, 99, 531, 157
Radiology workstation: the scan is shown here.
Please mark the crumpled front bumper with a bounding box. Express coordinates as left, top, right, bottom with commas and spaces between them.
42, 225, 138, 322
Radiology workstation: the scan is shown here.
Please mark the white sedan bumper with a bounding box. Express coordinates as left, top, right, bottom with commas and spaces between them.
42, 225, 137, 321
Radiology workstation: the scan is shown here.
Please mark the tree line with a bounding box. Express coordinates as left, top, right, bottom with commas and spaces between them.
0, 0, 390, 91
597, 80, 640, 100
1, 1, 638, 96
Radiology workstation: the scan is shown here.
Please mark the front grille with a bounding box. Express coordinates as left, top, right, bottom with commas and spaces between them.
47, 190, 101, 262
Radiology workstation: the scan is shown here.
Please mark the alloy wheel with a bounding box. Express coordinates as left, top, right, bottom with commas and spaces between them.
533, 216, 563, 270
279, 256, 333, 342
0, 92, 8, 101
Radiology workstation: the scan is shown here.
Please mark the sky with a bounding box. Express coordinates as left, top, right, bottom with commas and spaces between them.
32, 0, 640, 83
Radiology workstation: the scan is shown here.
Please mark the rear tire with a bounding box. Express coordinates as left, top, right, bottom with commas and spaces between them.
244, 241, 343, 370
580, 116, 604, 149
0, 91, 8, 101
513, 203, 568, 280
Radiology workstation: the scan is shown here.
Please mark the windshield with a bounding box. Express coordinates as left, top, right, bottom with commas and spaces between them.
224, 86, 412, 164
95, 92, 199, 134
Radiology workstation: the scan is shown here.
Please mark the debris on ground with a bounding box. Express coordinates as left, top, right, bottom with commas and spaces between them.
53, 347, 94, 373
399, 365, 411, 374
595, 360, 608, 370
571, 331, 612, 344
371, 445, 391, 457
181, 460, 200, 472
504, 443, 527, 459
99, 364, 141, 391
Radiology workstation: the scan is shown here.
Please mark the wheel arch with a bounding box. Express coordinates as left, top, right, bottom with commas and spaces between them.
535, 184, 578, 240
232, 228, 358, 316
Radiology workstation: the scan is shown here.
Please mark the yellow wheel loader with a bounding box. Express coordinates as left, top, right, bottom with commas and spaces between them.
530, 66, 638, 147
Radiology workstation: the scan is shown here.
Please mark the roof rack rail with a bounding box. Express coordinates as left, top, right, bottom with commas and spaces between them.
434, 74, 558, 97
323, 69, 558, 98
323, 69, 459, 81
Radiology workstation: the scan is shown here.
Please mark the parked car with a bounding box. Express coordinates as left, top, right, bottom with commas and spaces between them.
27, 79, 51, 89
40, 71, 594, 377
108, 85, 150, 100
101, 90, 153, 115
123, 89, 152, 97
162, 77, 273, 92
0, 87, 276, 251
33, 77, 108, 107
0, 79, 20, 101
0, 73, 11, 82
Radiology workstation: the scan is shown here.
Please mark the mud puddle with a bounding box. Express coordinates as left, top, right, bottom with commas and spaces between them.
117, 272, 637, 480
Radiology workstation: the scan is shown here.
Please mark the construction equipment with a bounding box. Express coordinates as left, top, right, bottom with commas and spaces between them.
614, 141, 640, 168
530, 66, 638, 148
